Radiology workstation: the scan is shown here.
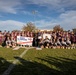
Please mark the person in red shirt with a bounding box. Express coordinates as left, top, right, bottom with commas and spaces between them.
0, 31, 3, 46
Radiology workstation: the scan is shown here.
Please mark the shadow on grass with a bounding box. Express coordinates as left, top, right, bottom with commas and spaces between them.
0, 56, 76, 75
37, 56, 76, 75
10, 57, 56, 75
9, 56, 76, 75
0, 57, 11, 75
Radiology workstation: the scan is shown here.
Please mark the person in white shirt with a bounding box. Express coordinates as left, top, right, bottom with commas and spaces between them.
61, 38, 67, 49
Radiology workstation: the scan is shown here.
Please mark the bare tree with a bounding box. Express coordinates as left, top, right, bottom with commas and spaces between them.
22, 22, 38, 32
53, 25, 63, 32
72, 28, 76, 34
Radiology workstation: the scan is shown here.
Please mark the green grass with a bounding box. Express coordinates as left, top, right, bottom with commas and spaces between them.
0, 47, 76, 75
10, 48, 76, 75
0, 47, 25, 60
0, 47, 25, 75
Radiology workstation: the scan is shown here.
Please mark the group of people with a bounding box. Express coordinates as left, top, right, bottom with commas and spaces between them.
0, 30, 33, 48
33, 31, 76, 49
0, 30, 76, 49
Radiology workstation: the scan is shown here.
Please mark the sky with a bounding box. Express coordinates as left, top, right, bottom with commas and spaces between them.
0, 0, 76, 31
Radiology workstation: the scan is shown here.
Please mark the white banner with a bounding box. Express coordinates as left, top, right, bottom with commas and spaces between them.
43, 34, 51, 39
17, 36, 33, 46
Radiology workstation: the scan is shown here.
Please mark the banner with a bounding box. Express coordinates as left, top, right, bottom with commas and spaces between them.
43, 34, 51, 39
17, 36, 33, 46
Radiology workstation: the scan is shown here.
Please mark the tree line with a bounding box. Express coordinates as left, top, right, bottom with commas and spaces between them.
13, 22, 76, 34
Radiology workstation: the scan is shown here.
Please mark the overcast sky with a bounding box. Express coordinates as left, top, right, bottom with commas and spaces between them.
0, 0, 76, 31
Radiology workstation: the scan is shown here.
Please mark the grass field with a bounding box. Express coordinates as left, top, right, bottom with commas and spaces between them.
0, 47, 25, 75
0, 47, 76, 75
